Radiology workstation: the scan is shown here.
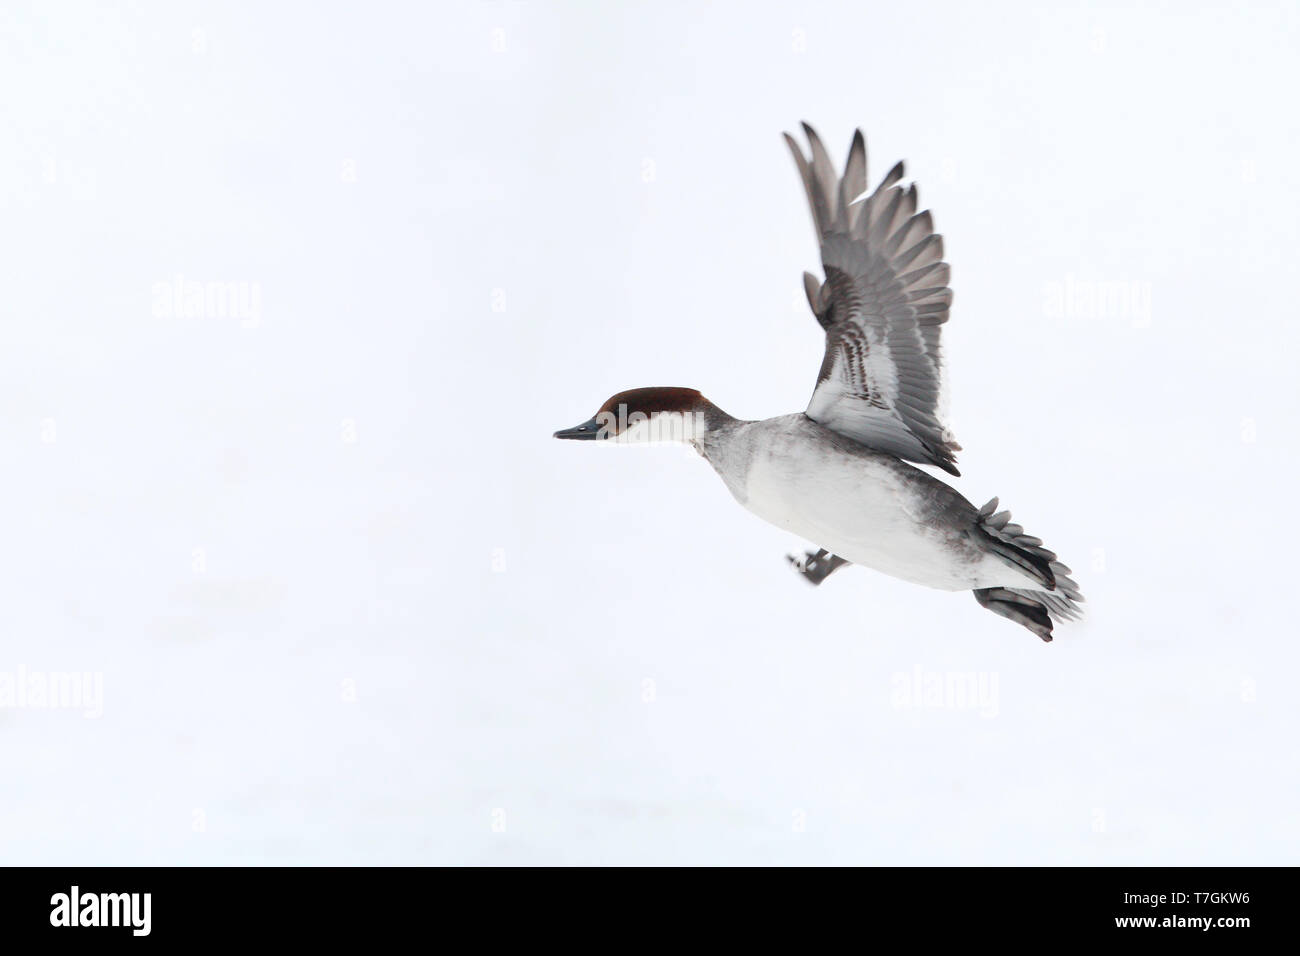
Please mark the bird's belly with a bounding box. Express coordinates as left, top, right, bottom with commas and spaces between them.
740, 453, 985, 591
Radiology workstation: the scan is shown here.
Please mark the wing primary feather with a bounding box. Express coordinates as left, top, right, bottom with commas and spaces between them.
784, 132, 827, 237
841, 130, 867, 230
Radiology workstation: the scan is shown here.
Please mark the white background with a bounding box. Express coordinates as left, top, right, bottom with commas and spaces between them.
1, 0, 1296, 864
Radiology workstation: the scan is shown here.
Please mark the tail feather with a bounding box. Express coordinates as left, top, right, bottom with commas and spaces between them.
974, 587, 1055, 641
973, 497, 1085, 641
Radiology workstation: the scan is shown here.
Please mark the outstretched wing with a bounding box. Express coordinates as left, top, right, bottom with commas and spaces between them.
785, 123, 961, 476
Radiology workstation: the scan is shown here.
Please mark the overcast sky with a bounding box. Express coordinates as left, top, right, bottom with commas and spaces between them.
0, 0, 1296, 864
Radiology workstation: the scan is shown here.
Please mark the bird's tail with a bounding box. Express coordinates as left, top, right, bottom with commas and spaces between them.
972, 497, 1084, 642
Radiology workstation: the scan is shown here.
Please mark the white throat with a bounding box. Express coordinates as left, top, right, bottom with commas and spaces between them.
606, 409, 710, 445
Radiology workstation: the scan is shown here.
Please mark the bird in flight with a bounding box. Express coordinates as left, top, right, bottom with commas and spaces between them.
555, 123, 1082, 641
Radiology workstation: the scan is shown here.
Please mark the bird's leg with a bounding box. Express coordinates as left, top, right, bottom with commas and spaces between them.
787, 548, 851, 586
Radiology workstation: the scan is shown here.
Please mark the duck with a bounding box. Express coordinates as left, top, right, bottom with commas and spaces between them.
554, 123, 1082, 641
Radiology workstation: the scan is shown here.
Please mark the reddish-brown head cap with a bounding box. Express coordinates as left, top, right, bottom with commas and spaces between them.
554, 387, 724, 441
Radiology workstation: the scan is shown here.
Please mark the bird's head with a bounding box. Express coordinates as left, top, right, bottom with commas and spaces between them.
553, 387, 720, 445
